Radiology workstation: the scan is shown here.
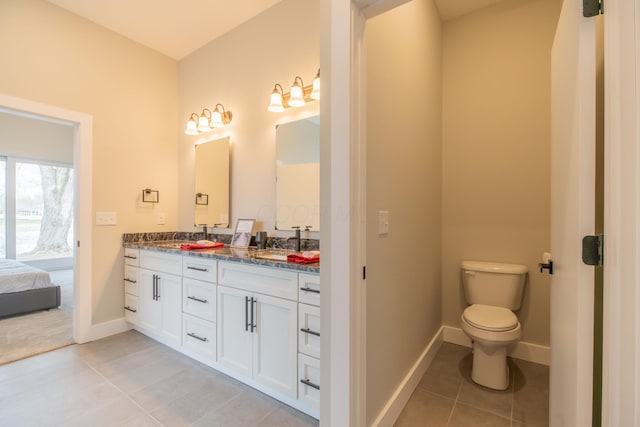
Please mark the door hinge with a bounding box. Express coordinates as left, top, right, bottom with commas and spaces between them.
582, 234, 604, 266
583, 0, 603, 17
362, 266, 366, 280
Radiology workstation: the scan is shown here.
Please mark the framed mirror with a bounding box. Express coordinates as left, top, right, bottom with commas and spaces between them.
275, 116, 320, 231
194, 137, 230, 228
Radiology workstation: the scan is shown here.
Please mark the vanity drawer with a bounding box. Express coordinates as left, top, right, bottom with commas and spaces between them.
218, 261, 298, 301
183, 278, 216, 322
139, 250, 182, 275
298, 273, 320, 306
124, 248, 139, 267
182, 256, 217, 283
124, 266, 139, 296
124, 294, 139, 324
298, 353, 320, 413
299, 303, 321, 359
183, 313, 216, 362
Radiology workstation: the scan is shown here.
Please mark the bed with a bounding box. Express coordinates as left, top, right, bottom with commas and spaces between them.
0, 259, 61, 318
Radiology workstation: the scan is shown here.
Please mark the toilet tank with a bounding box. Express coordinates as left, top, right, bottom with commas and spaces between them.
461, 260, 528, 310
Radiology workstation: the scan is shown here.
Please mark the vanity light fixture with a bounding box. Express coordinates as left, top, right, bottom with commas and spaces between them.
185, 113, 200, 136
184, 104, 233, 135
268, 69, 320, 112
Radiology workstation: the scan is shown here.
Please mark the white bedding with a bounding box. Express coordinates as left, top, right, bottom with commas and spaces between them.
0, 259, 52, 294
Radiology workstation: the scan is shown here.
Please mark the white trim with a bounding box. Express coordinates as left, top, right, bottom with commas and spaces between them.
602, 0, 640, 425
0, 94, 94, 344
88, 318, 131, 341
442, 326, 551, 366
370, 328, 444, 427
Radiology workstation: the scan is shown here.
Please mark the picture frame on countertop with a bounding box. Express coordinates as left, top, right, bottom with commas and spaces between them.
230, 219, 255, 248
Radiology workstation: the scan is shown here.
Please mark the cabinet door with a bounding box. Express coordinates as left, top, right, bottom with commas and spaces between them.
139, 270, 162, 333
217, 285, 253, 379
157, 272, 182, 347
253, 293, 298, 398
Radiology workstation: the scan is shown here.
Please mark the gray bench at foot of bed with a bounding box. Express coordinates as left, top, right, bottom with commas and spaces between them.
0, 286, 62, 318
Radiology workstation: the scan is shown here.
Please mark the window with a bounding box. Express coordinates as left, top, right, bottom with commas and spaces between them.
2, 157, 74, 265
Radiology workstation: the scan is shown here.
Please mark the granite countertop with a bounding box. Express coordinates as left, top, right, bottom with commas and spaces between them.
124, 240, 320, 274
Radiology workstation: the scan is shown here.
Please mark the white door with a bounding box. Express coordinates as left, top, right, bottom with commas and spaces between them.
550, 0, 596, 425
253, 293, 298, 398
139, 269, 162, 334
217, 285, 253, 378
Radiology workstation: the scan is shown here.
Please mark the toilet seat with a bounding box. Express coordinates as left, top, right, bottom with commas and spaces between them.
463, 304, 518, 332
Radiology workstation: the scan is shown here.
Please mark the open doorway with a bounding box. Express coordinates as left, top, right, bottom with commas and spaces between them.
0, 112, 75, 364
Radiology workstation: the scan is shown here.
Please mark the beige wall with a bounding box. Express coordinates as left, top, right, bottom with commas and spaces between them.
0, 0, 179, 324
177, 0, 320, 236
365, 0, 442, 422
442, 0, 560, 346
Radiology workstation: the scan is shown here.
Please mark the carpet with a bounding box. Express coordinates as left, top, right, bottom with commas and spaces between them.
0, 269, 74, 365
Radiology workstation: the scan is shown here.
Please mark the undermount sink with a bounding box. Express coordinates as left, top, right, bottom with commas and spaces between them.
153, 241, 195, 249
252, 249, 293, 261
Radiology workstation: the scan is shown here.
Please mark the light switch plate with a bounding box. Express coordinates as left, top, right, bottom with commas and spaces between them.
378, 210, 389, 235
96, 211, 117, 226
157, 212, 165, 225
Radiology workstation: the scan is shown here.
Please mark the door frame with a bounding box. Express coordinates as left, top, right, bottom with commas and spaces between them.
601, 0, 640, 424
0, 93, 94, 344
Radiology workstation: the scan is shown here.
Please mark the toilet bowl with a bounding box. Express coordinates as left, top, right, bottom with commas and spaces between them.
461, 304, 521, 390
460, 260, 527, 390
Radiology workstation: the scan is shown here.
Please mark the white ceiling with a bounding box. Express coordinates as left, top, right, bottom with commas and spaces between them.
45, 0, 284, 60
46, 0, 503, 61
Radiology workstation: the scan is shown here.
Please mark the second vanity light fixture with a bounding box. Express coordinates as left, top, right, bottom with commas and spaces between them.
184, 104, 233, 135
268, 69, 320, 112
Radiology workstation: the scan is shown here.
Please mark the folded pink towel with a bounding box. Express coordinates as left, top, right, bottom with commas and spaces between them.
287, 253, 320, 264
180, 242, 224, 250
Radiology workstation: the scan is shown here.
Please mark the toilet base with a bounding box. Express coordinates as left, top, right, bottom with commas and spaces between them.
470, 342, 510, 390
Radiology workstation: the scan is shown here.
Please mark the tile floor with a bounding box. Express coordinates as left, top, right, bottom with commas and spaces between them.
395, 342, 550, 427
0, 332, 548, 427
0, 331, 318, 427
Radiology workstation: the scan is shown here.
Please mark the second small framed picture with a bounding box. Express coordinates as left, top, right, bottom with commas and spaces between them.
230, 219, 255, 248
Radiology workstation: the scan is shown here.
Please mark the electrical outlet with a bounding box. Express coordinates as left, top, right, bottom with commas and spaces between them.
96, 211, 117, 226
157, 212, 165, 225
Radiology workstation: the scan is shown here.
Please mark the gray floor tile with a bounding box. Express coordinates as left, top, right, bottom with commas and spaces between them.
396, 343, 550, 426
190, 388, 281, 427
256, 403, 320, 427
394, 388, 455, 427
448, 402, 511, 427
457, 378, 513, 418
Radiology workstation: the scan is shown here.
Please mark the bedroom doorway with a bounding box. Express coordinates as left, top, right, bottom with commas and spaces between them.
0, 112, 76, 364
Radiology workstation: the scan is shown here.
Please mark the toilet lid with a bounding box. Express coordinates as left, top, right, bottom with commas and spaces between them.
463, 304, 518, 332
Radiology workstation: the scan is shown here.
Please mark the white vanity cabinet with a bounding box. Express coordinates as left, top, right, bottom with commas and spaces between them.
123, 248, 139, 324
182, 256, 217, 363
137, 250, 182, 348
217, 261, 298, 399
298, 273, 321, 416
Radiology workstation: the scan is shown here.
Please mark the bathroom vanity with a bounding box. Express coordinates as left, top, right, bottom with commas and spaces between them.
122, 240, 320, 418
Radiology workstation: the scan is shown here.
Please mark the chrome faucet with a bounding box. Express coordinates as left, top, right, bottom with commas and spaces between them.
288, 226, 301, 252
198, 224, 208, 239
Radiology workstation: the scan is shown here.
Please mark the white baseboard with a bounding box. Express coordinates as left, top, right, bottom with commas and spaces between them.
371, 327, 445, 427
441, 325, 550, 366
87, 317, 132, 342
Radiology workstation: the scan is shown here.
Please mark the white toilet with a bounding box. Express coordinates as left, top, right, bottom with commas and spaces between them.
460, 260, 528, 390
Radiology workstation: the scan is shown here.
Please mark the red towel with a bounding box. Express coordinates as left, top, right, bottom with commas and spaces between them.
287, 253, 320, 264
180, 242, 224, 250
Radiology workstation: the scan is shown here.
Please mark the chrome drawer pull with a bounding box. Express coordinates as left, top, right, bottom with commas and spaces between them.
187, 332, 208, 342
300, 379, 320, 390
124, 278, 137, 283
124, 255, 137, 260
187, 266, 208, 272
300, 327, 320, 337
300, 287, 320, 294
187, 295, 208, 304
124, 306, 137, 313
